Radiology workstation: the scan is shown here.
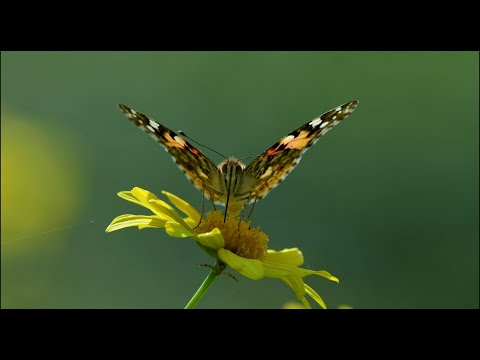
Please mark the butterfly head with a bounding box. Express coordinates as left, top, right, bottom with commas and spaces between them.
218, 157, 246, 177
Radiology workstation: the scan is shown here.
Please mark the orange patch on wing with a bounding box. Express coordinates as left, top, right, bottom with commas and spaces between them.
284, 131, 311, 150
266, 147, 280, 155
185, 144, 199, 154
266, 132, 312, 155
163, 133, 186, 149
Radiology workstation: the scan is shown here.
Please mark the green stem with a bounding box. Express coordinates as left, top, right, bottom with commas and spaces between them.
184, 261, 223, 309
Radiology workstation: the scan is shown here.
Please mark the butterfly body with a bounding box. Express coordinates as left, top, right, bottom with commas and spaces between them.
119, 100, 358, 216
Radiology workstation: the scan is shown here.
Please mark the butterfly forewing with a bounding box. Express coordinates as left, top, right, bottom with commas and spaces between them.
118, 104, 224, 202
244, 100, 358, 200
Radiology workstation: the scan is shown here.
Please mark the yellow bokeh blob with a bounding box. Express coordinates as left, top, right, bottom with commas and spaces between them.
1, 115, 86, 255
282, 301, 307, 309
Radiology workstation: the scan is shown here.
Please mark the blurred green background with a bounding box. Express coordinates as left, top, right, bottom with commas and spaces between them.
1, 51, 478, 309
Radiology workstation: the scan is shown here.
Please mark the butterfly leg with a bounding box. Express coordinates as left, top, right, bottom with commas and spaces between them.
246, 197, 258, 227
221, 271, 239, 283
199, 264, 238, 282
193, 188, 206, 230
203, 187, 217, 212
210, 198, 217, 211
247, 197, 258, 219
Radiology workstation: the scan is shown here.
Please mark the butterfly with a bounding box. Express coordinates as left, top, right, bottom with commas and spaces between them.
119, 100, 358, 217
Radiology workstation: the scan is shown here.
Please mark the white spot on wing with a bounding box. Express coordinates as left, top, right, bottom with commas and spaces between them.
174, 135, 186, 145
280, 135, 295, 144
146, 125, 155, 132
320, 121, 329, 128
335, 106, 342, 111
149, 120, 160, 129
309, 118, 322, 127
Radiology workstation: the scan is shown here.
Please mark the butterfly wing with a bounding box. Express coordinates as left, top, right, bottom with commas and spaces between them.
244, 100, 359, 200
118, 104, 223, 201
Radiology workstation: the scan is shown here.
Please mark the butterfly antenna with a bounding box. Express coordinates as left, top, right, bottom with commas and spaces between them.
238, 155, 256, 162
178, 130, 228, 160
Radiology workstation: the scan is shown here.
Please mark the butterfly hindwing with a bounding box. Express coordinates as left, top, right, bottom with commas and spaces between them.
245, 100, 359, 199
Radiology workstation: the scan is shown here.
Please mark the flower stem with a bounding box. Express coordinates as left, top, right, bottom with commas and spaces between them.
184, 261, 224, 309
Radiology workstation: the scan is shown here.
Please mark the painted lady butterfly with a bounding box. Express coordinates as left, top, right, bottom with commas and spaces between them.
119, 100, 358, 217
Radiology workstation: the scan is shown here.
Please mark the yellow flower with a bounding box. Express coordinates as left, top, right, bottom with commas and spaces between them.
106, 187, 339, 309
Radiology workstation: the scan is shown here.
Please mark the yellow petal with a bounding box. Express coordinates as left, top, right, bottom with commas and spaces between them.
148, 199, 184, 221
130, 188, 194, 230
197, 228, 225, 250
105, 215, 166, 232
130, 188, 168, 216
164, 221, 196, 238
131, 187, 160, 203
184, 217, 199, 228
263, 260, 339, 283
262, 261, 298, 278
218, 248, 264, 280
138, 220, 169, 229
265, 248, 304, 266
282, 275, 306, 300
117, 191, 151, 210
263, 247, 339, 283
315, 270, 339, 283
304, 283, 327, 309
130, 187, 174, 219
281, 277, 327, 309
300, 297, 312, 309
162, 191, 201, 225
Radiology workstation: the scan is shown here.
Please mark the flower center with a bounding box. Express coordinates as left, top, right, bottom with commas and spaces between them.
195, 211, 269, 260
